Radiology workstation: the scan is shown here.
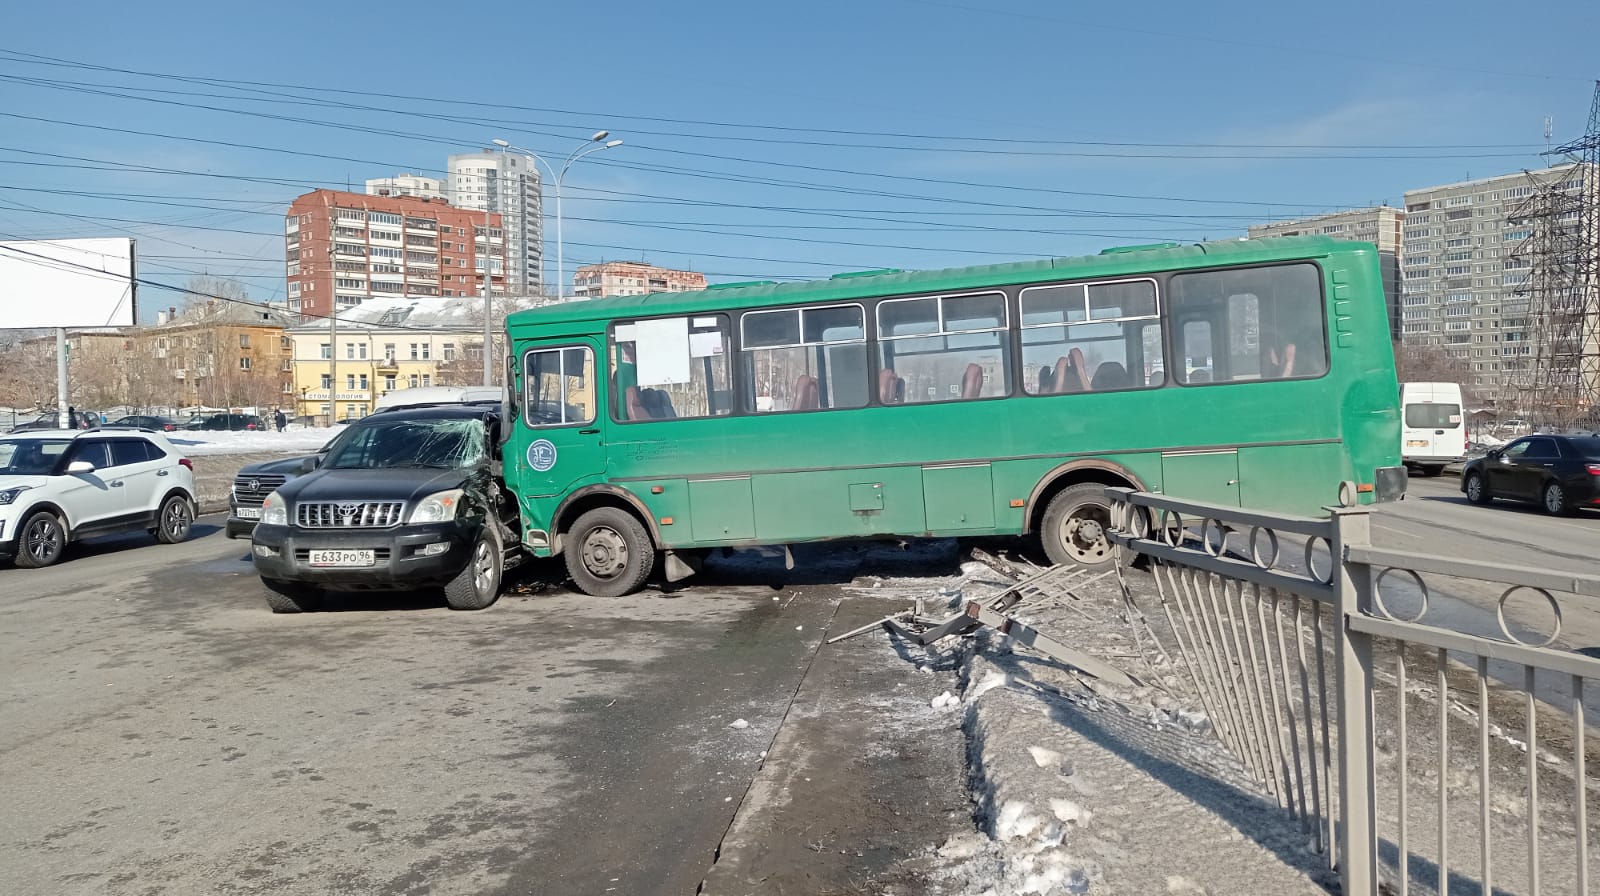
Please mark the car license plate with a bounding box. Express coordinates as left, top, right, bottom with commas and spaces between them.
237, 507, 261, 520
308, 549, 375, 567
1406, 440, 1428, 447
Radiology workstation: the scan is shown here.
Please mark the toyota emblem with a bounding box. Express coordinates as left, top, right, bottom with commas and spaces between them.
245, 479, 260, 492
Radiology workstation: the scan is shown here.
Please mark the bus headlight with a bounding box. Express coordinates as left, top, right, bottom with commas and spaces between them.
408, 489, 464, 524
260, 491, 288, 526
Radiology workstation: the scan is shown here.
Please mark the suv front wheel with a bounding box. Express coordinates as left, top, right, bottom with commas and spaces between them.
15, 511, 66, 568
263, 579, 323, 613
444, 525, 503, 610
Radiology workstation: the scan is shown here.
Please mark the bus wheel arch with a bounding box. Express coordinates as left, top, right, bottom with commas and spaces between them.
550, 486, 661, 557
1026, 462, 1146, 571
551, 488, 659, 597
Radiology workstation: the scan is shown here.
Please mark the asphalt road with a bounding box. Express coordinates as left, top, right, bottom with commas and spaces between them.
0, 521, 969, 896
1372, 474, 1600, 650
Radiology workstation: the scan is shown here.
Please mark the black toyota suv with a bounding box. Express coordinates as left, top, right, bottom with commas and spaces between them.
248, 403, 520, 613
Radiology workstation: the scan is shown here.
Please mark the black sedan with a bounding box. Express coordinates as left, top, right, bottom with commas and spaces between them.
106, 414, 180, 431
1460, 433, 1600, 515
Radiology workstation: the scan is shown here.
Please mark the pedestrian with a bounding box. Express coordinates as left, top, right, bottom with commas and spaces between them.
274, 408, 287, 432
67, 405, 78, 429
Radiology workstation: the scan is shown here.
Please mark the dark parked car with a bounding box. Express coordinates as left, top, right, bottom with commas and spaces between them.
185, 413, 265, 431
249, 404, 517, 613
106, 415, 180, 432
1460, 433, 1600, 515
226, 436, 339, 539
8, 413, 69, 433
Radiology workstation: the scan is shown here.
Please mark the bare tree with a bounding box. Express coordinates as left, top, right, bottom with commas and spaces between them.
0, 338, 58, 410
178, 275, 252, 311
1394, 344, 1476, 394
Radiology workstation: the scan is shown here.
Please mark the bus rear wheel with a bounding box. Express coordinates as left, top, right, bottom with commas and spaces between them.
565, 507, 655, 597
1041, 483, 1128, 572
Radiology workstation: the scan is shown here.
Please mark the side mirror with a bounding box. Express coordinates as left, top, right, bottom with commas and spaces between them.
66, 460, 95, 474
298, 456, 319, 474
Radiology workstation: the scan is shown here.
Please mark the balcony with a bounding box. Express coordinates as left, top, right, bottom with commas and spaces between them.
377, 358, 398, 371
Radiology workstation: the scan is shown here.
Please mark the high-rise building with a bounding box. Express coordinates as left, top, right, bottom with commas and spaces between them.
365, 174, 445, 201
448, 151, 544, 296
1399, 165, 1584, 407
571, 261, 707, 299
285, 190, 505, 321
1249, 206, 1405, 342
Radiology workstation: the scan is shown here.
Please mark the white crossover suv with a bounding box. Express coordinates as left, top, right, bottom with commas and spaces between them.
0, 428, 197, 568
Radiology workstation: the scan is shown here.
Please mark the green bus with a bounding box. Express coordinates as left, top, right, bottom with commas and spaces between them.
502, 236, 1405, 596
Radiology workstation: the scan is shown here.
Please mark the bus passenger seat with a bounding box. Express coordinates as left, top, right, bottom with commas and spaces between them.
1052, 352, 1087, 393
961, 364, 984, 399
625, 386, 652, 420
792, 374, 820, 410
641, 388, 677, 418
878, 369, 903, 405
1090, 361, 1130, 390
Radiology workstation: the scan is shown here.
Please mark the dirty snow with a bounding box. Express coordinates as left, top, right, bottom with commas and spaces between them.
163, 426, 345, 457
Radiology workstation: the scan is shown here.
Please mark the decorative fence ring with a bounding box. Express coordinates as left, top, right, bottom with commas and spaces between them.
1372, 567, 1430, 623
1201, 517, 1227, 557
1304, 536, 1334, 585
1131, 505, 1152, 540
1496, 586, 1563, 648
1248, 525, 1280, 569
1160, 509, 1185, 547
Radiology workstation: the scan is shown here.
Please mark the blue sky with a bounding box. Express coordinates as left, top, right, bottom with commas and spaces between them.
1, 0, 1596, 318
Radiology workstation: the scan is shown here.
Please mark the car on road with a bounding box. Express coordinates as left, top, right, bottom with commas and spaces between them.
248, 402, 517, 613
0, 429, 197, 567
105, 414, 181, 432
1460, 433, 1600, 516
185, 413, 265, 431
226, 437, 339, 539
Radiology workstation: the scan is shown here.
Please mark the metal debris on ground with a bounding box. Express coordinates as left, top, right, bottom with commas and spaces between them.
829, 552, 1139, 688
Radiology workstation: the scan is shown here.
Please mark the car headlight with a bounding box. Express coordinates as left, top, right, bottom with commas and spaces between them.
0, 486, 30, 506
260, 491, 288, 526
408, 489, 464, 524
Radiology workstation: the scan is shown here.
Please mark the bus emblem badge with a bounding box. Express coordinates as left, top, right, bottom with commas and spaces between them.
527, 439, 558, 473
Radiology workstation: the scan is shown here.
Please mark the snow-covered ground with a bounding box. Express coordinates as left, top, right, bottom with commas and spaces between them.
838, 562, 1336, 895
161, 425, 345, 456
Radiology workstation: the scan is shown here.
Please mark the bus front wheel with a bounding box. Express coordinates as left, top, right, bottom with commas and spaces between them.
565, 507, 656, 597
1041, 483, 1129, 572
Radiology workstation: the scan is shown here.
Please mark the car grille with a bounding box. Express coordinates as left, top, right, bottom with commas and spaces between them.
232, 474, 288, 507
296, 501, 406, 528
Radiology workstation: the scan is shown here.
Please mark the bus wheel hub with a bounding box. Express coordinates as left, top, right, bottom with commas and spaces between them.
583, 527, 628, 576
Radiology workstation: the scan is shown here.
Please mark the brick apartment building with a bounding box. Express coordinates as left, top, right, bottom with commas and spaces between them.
571, 261, 707, 299
285, 190, 507, 321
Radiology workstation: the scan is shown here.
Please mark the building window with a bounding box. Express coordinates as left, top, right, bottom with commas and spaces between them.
359, 374, 369, 389
346, 374, 356, 389
421, 374, 432, 387
239, 357, 252, 370
384, 375, 396, 390
443, 343, 456, 361
320, 343, 331, 359
410, 343, 419, 360
409, 374, 419, 388
321, 374, 332, 389
239, 334, 251, 349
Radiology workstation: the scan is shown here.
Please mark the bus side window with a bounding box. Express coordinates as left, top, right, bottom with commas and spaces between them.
741, 304, 867, 413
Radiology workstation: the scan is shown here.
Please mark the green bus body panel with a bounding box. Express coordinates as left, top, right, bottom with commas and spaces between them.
502, 236, 1402, 554
688, 478, 756, 541
922, 465, 996, 531
1160, 451, 1239, 507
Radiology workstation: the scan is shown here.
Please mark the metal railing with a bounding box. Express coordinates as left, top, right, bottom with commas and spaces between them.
1104, 487, 1600, 896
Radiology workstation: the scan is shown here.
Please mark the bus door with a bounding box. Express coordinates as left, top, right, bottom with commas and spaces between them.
512, 339, 608, 506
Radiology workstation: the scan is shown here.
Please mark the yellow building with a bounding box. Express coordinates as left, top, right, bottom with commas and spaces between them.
287, 298, 489, 423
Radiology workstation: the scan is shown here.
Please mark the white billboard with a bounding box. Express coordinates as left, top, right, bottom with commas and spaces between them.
0, 238, 137, 328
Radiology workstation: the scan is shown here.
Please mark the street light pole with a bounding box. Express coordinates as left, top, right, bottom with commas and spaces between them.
558, 134, 623, 300
492, 132, 620, 302
480, 174, 493, 387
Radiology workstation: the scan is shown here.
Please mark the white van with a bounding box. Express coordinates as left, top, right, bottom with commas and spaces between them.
1399, 382, 1467, 477
374, 386, 503, 412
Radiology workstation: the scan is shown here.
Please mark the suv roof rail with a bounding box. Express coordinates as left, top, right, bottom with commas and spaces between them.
84, 426, 164, 434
